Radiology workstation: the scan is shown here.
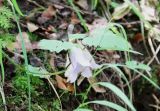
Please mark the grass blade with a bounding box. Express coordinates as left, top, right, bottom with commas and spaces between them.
97, 82, 136, 111
12, 0, 24, 16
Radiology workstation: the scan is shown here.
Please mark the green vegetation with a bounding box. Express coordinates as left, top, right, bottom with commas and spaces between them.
0, 0, 159, 111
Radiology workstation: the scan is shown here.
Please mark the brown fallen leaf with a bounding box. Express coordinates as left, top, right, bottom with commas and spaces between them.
55, 75, 74, 92
56, 75, 67, 90
112, 2, 131, 20
140, 0, 159, 22
148, 24, 160, 42
7, 32, 32, 52
71, 12, 80, 24
38, 6, 56, 24
42, 5, 56, 18
87, 18, 107, 34
38, 17, 50, 24
76, 0, 89, 10
58, 22, 68, 29
77, 76, 85, 86
16, 32, 32, 51
29, 55, 42, 67
27, 22, 39, 32
88, 77, 106, 93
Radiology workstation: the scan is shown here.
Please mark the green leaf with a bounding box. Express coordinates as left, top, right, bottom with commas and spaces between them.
28, 65, 48, 74
97, 82, 136, 111
0, 39, 4, 84
74, 108, 93, 111
27, 65, 49, 78
125, 61, 151, 71
134, 70, 160, 90
38, 39, 75, 53
87, 100, 127, 111
92, 0, 98, 9
82, 27, 132, 52
69, 34, 87, 41
12, 0, 24, 16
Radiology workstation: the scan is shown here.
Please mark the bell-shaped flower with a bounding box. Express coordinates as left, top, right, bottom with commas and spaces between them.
65, 47, 101, 83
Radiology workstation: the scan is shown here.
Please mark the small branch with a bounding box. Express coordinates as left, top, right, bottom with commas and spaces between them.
47, 77, 62, 110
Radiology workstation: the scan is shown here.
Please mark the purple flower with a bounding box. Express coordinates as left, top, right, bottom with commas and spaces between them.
65, 47, 101, 83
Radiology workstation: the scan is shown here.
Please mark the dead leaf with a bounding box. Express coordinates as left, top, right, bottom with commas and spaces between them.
88, 77, 106, 93
55, 75, 74, 92
53, 4, 64, 9
76, 0, 89, 10
58, 22, 68, 29
149, 25, 160, 42
29, 56, 42, 67
87, 18, 107, 33
7, 32, 32, 52
42, 6, 56, 18
48, 33, 59, 39
47, 25, 56, 32
16, 32, 32, 51
112, 2, 131, 20
56, 75, 67, 90
27, 22, 39, 32
71, 13, 80, 24
38, 17, 50, 24
140, 0, 159, 22
38, 6, 56, 24
77, 76, 85, 86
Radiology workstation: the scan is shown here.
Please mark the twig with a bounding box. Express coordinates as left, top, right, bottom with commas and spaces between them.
140, 20, 151, 57
149, 104, 160, 111
147, 44, 160, 65
27, 0, 45, 9
123, 74, 141, 87
117, 21, 141, 25
47, 77, 62, 111
148, 37, 160, 64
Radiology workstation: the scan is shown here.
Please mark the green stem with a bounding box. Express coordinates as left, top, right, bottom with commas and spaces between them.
10, 2, 31, 111
68, 0, 88, 32
0, 86, 7, 111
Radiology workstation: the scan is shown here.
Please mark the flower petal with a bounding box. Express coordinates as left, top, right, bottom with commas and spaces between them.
65, 65, 78, 83
83, 48, 101, 69
65, 63, 84, 83
70, 47, 90, 67
81, 67, 92, 78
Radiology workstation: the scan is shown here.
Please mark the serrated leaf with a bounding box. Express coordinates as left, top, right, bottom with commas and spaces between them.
82, 27, 132, 52
125, 61, 151, 71
38, 39, 75, 53
97, 82, 136, 111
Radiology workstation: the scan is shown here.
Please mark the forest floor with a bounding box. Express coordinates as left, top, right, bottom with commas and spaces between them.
0, 0, 160, 111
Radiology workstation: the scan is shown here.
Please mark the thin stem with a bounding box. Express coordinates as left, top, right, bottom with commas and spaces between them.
47, 77, 62, 111
9, 1, 31, 110
140, 20, 150, 57
0, 86, 7, 111
68, 0, 88, 32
